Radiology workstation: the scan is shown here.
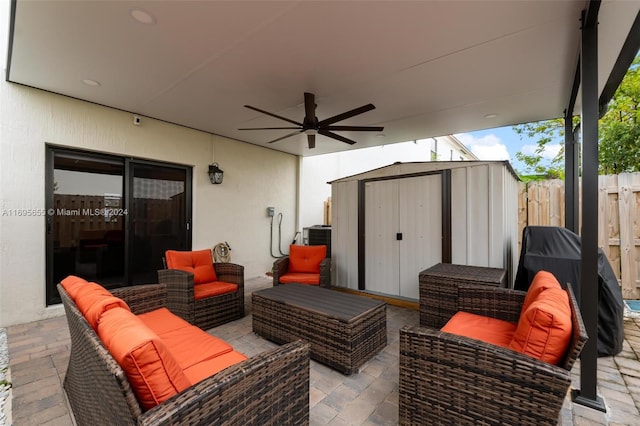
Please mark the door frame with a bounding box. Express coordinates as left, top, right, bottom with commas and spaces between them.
45, 145, 193, 305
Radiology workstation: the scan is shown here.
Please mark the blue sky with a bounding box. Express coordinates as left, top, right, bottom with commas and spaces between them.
455, 125, 563, 175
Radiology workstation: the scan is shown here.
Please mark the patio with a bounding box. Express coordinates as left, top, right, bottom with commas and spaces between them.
4, 276, 640, 425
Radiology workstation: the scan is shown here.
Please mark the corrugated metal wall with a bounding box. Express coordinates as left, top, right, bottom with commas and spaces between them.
331, 180, 359, 289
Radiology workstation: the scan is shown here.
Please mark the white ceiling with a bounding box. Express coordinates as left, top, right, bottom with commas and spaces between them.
7, 1, 640, 156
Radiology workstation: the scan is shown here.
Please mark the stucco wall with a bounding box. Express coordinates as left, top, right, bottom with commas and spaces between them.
299, 140, 432, 229
0, 81, 298, 327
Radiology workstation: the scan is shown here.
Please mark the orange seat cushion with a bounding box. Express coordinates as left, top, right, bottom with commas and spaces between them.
522, 270, 562, 314
509, 287, 572, 365
441, 311, 516, 348
60, 275, 89, 300
165, 249, 217, 284
288, 244, 326, 274
138, 308, 192, 335
157, 327, 233, 370
194, 282, 238, 300
279, 272, 320, 285
97, 307, 191, 411
183, 351, 248, 385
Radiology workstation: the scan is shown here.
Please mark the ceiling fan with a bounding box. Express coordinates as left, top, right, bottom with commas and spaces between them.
239, 92, 383, 149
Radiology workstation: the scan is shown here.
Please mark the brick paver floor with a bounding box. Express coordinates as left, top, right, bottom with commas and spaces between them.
5, 277, 640, 425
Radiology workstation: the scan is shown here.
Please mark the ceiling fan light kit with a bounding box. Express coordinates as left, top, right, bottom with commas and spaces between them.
239, 92, 383, 149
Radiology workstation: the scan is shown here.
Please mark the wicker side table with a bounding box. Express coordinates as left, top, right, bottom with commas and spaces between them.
419, 263, 507, 328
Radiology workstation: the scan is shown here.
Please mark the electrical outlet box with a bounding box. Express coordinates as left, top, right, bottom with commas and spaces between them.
267, 207, 275, 217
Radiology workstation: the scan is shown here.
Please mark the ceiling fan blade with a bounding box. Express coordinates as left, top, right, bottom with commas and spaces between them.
267, 130, 301, 144
244, 105, 302, 126
325, 125, 384, 132
238, 127, 301, 130
307, 134, 316, 149
318, 104, 376, 127
304, 92, 317, 125
318, 129, 357, 145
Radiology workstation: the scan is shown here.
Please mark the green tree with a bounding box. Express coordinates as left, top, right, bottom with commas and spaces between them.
513, 53, 640, 177
513, 118, 566, 180
598, 54, 640, 174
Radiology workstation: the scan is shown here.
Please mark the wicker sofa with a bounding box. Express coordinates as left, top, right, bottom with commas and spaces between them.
58, 278, 310, 425
399, 274, 587, 425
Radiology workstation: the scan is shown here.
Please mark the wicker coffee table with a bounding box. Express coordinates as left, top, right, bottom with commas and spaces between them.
252, 284, 387, 374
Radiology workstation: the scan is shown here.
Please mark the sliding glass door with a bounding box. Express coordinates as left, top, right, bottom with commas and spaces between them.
128, 160, 190, 284
46, 147, 191, 305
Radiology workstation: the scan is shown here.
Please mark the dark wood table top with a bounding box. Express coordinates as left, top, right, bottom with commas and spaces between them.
253, 284, 385, 324
419, 263, 507, 286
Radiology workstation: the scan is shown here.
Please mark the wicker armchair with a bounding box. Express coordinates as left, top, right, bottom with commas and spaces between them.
273, 245, 330, 288
399, 283, 587, 425
158, 250, 244, 330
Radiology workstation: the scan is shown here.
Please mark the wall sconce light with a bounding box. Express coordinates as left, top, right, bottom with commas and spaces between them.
208, 163, 224, 184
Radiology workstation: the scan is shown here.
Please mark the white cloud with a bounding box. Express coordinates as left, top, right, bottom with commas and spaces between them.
521, 143, 562, 160
455, 133, 511, 161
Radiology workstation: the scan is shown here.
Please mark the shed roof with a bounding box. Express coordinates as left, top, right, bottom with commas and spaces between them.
329, 160, 520, 184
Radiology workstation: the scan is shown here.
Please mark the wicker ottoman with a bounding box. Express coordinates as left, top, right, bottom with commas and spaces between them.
419, 263, 507, 328
252, 284, 387, 374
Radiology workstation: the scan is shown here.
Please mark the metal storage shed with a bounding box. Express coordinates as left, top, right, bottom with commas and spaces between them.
330, 160, 519, 300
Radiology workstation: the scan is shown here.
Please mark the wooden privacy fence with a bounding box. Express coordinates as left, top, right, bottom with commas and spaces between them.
519, 172, 640, 299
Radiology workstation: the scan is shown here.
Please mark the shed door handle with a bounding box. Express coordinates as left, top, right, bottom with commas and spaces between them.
397, 233, 403, 240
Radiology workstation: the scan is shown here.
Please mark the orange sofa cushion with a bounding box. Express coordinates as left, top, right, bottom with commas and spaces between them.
183, 351, 248, 385
60, 275, 89, 300
165, 249, 217, 284
156, 327, 233, 370
509, 286, 572, 365
72, 281, 130, 330
521, 270, 562, 314
194, 282, 238, 300
441, 311, 516, 348
288, 245, 326, 274
84, 295, 130, 331
279, 272, 320, 285
97, 307, 191, 411
74, 283, 114, 314
138, 308, 192, 335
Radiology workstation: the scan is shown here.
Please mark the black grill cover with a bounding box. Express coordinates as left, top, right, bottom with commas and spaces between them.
514, 226, 624, 356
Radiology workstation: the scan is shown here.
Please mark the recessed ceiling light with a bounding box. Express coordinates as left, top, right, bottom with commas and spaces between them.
82, 79, 101, 87
484, 113, 498, 119
130, 8, 155, 25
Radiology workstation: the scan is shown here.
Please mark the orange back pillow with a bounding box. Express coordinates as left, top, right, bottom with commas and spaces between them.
74, 283, 114, 315
165, 249, 217, 283
509, 287, 572, 365
60, 275, 89, 300
521, 270, 562, 314
288, 245, 326, 274
97, 307, 191, 410
72, 281, 130, 330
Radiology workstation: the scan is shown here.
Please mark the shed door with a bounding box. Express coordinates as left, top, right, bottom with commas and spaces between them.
364, 179, 400, 296
398, 175, 441, 299
364, 174, 442, 299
